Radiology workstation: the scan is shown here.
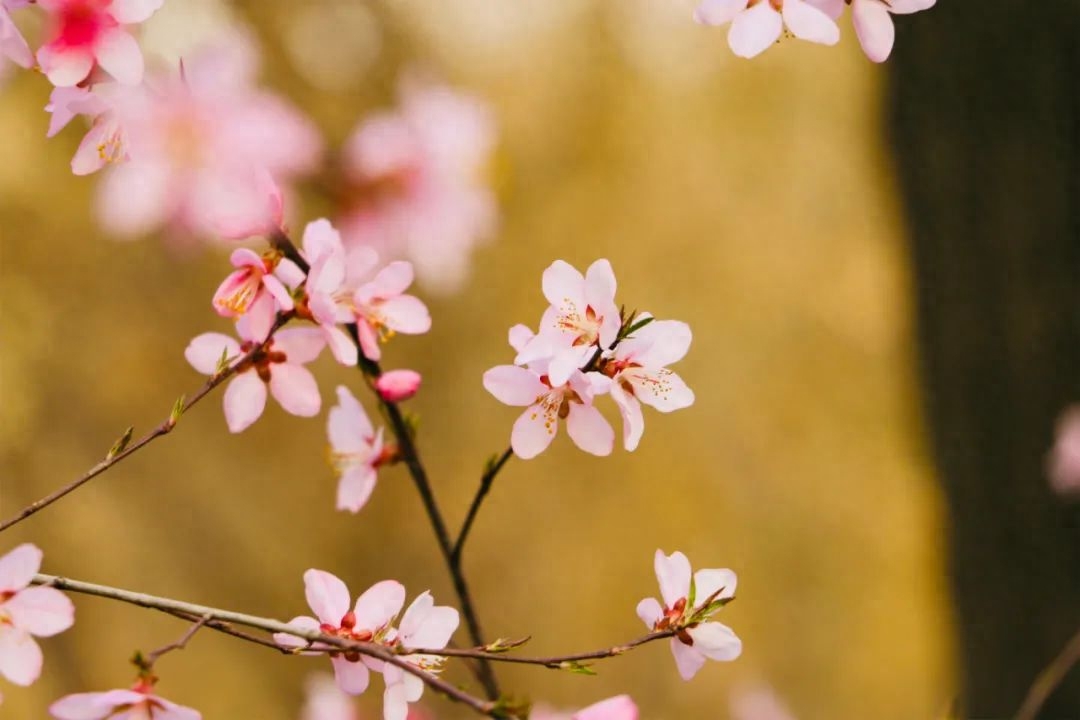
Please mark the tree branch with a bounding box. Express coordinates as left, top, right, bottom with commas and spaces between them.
1015, 625, 1080, 720
453, 447, 513, 565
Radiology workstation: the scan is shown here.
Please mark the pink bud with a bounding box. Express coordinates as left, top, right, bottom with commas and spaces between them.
375, 370, 422, 402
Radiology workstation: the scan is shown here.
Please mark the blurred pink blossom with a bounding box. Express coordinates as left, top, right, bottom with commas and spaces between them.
729, 684, 798, 720
339, 77, 497, 294
50, 681, 200, 720
533, 696, 639, 720
274, 571, 406, 696
375, 370, 421, 402
637, 549, 741, 680
301, 674, 358, 720
0, 544, 75, 694
92, 34, 321, 241
185, 318, 325, 433
1048, 405, 1080, 497
327, 386, 385, 513
808, 0, 935, 61
36, 0, 163, 86
1, 1, 33, 70
694, 0, 839, 58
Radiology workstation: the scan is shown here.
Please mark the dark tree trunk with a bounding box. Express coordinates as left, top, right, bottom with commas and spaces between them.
888, 2, 1080, 716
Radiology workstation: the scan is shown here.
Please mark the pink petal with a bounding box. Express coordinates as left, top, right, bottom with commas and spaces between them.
851, 0, 895, 62
0, 627, 41, 686
93, 28, 144, 85
45, 86, 106, 138
654, 550, 692, 608
272, 615, 321, 650
728, 3, 783, 58
262, 273, 295, 311
483, 366, 546, 407
324, 326, 359, 367
49, 689, 146, 720
610, 383, 645, 452
511, 402, 559, 459
583, 259, 617, 312
337, 467, 378, 513
38, 44, 95, 87
400, 594, 458, 648
96, 160, 173, 237
71, 118, 120, 176
5, 587, 74, 637
693, 568, 738, 606
379, 295, 431, 335
887, 0, 936, 13
382, 680, 409, 720
351, 580, 405, 630
782, 0, 840, 45
184, 333, 241, 375
229, 248, 263, 270
274, 328, 327, 366
635, 597, 663, 629
508, 324, 535, 353
547, 346, 593, 389
153, 703, 202, 720
694, 0, 748, 26
574, 695, 639, 720
686, 622, 742, 661
302, 219, 345, 262
804, 0, 845, 19
628, 368, 694, 413
669, 637, 706, 681
368, 261, 414, 298
356, 320, 382, 361
108, 0, 164, 24
223, 373, 267, 433
331, 656, 370, 696
542, 260, 585, 310
0, 544, 42, 592
275, 258, 307, 289
304, 569, 352, 626
565, 403, 614, 456
328, 386, 375, 451
1, 8, 33, 68
243, 294, 278, 345
269, 364, 322, 417
625, 320, 692, 368
375, 370, 422, 402
309, 252, 346, 297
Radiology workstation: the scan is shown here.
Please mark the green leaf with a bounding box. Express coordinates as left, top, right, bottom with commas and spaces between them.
106, 426, 134, 461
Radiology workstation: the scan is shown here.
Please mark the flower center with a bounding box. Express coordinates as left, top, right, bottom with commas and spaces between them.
56, 0, 115, 49
555, 302, 602, 347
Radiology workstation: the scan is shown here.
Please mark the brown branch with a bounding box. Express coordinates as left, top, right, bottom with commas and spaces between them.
33, 573, 504, 719
1015, 625, 1080, 720
452, 447, 513, 565
141, 614, 210, 668
402, 630, 675, 669
0, 314, 293, 533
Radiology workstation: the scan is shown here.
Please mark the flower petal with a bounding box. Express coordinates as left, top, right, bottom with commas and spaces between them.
109, 0, 165, 24
636, 597, 663, 629
694, 0, 747, 25
324, 326, 359, 367
851, 0, 895, 62
0, 544, 42, 593
223, 373, 267, 433
0, 627, 41, 686
483, 366, 547, 406
382, 680, 409, 720
331, 656, 370, 696
49, 689, 146, 720
574, 695, 639, 720
367, 261, 414, 298
654, 549, 692, 608
274, 328, 327, 366
304, 570, 352, 626
693, 568, 738, 606
38, 44, 94, 87
542, 260, 585, 309
272, 615, 321, 650
669, 637, 706, 681
4, 587, 74, 637
565, 403, 614, 457
328, 386, 375, 450
686, 621, 742, 661
337, 467, 378, 513
352, 580, 406, 630
782, 0, 840, 45
379, 295, 431, 335
94, 28, 144, 85
511, 403, 558, 459
269, 364, 322, 417
610, 382, 645, 452
728, 3, 783, 58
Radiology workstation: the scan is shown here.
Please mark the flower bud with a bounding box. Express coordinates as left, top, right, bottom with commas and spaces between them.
375, 370, 422, 402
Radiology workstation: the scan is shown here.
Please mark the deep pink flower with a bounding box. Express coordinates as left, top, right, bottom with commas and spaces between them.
375, 370, 421, 403
1, 1, 33, 70
339, 78, 497, 294
93, 33, 321, 241
50, 681, 201, 720
694, 0, 839, 58
212, 248, 299, 337
327, 386, 385, 513
604, 316, 695, 451
274, 570, 406, 696
0, 544, 75, 693
808, 0, 935, 62
36, 0, 163, 87
185, 318, 325, 433
380, 591, 459, 720
637, 550, 741, 680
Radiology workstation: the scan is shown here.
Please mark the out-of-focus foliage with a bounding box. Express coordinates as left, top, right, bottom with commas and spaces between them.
0, 0, 950, 718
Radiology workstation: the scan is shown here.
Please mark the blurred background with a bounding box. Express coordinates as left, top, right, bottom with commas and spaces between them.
2, 0, 1076, 718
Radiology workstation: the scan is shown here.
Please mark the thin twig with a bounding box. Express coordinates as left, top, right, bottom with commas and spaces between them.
142, 614, 210, 668
33, 573, 503, 719
1015, 625, 1080, 720
402, 630, 675, 669
453, 447, 513, 565
0, 313, 292, 533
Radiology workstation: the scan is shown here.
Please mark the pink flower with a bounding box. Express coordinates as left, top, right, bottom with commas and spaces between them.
602, 317, 695, 451
327, 386, 385, 513
0, 544, 75, 693
484, 325, 613, 459
1, 1, 33, 70
45, 84, 110, 139
694, 0, 839, 58
533, 696, 639, 720
729, 684, 797, 720
274, 571, 406, 696
93, 33, 322, 241
351, 262, 431, 363
637, 549, 741, 680
514, 260, 621, 388
339, 77, 497, 294
380, 592, 459, 720
185, 318, 325, 433
212, 248, 299, 335
809, 0, 934, 62
50, 681, 201, 720
375, 370, 421, 403
301, 673, 358, 720
36, 0, 163, 87
1048, 405, 1080, 497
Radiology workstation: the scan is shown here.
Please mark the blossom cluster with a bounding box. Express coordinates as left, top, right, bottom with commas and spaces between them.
694, 0, 936, 61
484, 259, 695, 458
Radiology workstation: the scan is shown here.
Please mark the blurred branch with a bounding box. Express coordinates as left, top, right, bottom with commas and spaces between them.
272, 230, 502, 700
0, 313, 293, 533
32, 573, 505, 719
452, 447, 513, 564
1015, 625, 1080, 720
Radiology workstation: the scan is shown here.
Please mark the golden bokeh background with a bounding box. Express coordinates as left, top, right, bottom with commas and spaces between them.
0, 1, 951, 718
